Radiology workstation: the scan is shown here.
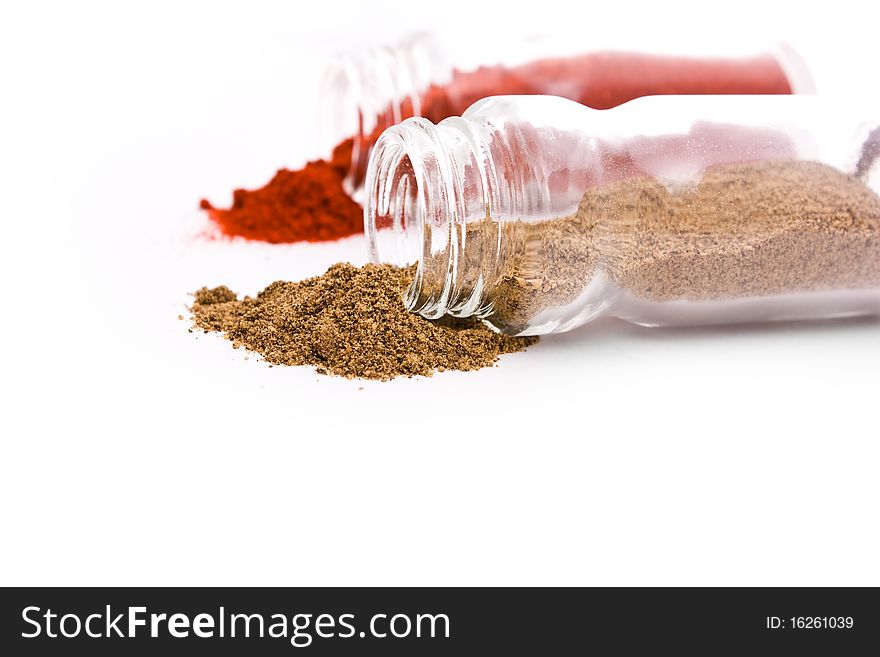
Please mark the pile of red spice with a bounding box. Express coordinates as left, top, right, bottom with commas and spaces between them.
199, 143, 362, 244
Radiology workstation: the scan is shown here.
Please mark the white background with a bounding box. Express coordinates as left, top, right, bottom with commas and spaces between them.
1, 0, 878, 586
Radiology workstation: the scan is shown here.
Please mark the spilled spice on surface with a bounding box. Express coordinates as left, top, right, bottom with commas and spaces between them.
199, 159, 363, 244
190, 263, 537, 380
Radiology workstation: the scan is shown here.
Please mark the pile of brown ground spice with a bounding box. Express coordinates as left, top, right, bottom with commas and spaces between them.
190, 263, 537, 380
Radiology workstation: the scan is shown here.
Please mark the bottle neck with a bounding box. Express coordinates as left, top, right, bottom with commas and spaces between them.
366, 95, 624, 332
365, 116, 506, 320
319, 35, 452, 191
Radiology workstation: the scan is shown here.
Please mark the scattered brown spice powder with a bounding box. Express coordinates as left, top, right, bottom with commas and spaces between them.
190, 263, 537, 380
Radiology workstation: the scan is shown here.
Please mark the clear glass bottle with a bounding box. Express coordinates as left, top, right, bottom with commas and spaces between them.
320, 32, 812, 192
365, 95, 880, 336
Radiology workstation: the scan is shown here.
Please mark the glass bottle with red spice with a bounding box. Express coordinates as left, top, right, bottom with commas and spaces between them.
321, 32, 812, 192
365, 95, 880, 336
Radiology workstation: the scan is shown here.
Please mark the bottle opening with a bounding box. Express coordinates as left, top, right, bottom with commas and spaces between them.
366, 117, 491, 320
319, 36, 452, 195
365, 126, 428, 313
367, 111, 554, 325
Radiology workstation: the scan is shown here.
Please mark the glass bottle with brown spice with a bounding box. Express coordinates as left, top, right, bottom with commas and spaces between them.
365, 95, 880, 336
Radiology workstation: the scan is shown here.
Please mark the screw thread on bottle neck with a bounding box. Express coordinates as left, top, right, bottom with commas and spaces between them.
365, 116, 502, 320
319, 35, 452, 191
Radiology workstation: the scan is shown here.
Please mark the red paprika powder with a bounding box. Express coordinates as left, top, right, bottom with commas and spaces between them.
200, 156, 361, 244
203, 47, 801, 244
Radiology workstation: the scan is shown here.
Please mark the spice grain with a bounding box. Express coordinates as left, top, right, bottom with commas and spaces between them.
191, 264, 536, 379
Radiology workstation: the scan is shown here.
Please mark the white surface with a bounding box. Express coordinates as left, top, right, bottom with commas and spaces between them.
1, 0, 879, 586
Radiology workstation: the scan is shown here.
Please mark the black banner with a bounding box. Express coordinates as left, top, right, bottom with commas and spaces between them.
1, 587, 876, 654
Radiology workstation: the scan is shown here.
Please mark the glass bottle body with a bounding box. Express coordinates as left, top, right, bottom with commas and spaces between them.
321, 33, 810, 192
365, 95, 880, 336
